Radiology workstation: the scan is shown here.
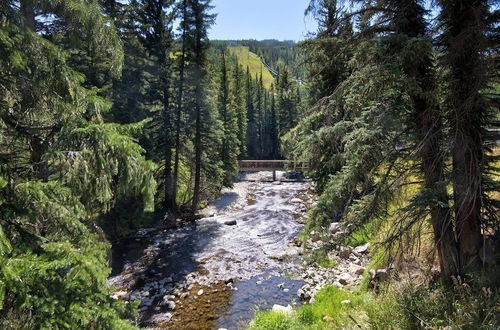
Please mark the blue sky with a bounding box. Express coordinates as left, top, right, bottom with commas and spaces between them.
209, 0, 317, 41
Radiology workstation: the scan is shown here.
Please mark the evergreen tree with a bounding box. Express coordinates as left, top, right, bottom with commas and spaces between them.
269, 84, 280, 159
302, 0, 353, 105
438, 0, 498, 274
0, 1, 155, 327
255, 71, 264, 157
188, 0, 216, 211
277, 65, 296, 136
386, 0, 458, 279
135, 0, 176, 210
245, 66, 258, 159
294, 0, 499, 281
230, 58, 247, 158
217, 52, 239, 186
173, 0, 189, 210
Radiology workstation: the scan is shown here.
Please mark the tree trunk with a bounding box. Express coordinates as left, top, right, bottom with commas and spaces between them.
20, 0, 36, 31
394, 0, 461, 278
163, 81, 176, 210
420, 118, 460, 278
191, 88, 202, 212
173, 0, 187, 210
443, 0, 486, 273
29, 135, 46, 180
453, 131, 483, 272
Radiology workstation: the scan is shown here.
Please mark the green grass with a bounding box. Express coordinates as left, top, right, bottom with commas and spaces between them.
318, 257, 337, 268
228, 46, 274, 89
250, 286, 369, 330
251, 277, 500, 330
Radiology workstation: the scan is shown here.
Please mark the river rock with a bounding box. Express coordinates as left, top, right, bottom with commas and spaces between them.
338, 273, 352, 285
180, 292, 189, 299
166, 300, 176, 310
297, 284, 312, 301
353, 266, 365, 275
354, 243, 370, 254
338, 246, 352, 258
272, 304, 293, 315
349, 255, 359, 263
111, 291, 128, 300
150, 312, 172, 323
290, 198, 303, 204
329, 222, 342, 233
197, 289, 204, 296
130, 291, 141, 300
163, 295, 175, 301
224, 220, 237, 226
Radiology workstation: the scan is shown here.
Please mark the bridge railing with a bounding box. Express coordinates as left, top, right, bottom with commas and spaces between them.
238, 160, 308, 171
239, 160, 308, 181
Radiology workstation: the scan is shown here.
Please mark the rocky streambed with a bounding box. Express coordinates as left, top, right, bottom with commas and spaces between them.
108, 171, 370, 329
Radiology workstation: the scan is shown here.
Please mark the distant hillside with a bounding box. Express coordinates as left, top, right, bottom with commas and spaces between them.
228, 46, 274, 89
212, 40, 304, 83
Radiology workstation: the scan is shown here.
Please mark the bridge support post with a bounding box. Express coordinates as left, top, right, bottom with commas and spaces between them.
273, 170, 276, 181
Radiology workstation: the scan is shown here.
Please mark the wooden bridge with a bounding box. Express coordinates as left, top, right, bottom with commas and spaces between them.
239, 160, 308, 181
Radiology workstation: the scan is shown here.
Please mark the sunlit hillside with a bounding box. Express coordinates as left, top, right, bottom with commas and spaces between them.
228, 46, 274, 89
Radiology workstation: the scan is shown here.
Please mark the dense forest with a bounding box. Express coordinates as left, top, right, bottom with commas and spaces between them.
0, 0, 498, 329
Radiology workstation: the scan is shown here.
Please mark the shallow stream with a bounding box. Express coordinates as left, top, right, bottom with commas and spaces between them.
109, 172, 312, 329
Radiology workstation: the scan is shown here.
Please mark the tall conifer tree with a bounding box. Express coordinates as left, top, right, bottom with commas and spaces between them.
189, 0, 215, 211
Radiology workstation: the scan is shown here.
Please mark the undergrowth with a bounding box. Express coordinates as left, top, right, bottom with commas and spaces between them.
251, 274, 499, 330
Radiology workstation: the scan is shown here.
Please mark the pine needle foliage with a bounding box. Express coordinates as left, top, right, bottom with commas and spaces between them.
0, 1, 155, 327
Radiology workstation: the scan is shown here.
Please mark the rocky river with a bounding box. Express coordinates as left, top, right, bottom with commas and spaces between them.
108, 171, 369, 329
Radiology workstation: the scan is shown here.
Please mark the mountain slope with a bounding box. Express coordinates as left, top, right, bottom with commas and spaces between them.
228, 46, 274, 89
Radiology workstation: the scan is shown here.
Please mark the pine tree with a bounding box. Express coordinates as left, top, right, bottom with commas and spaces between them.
277, 65, 295, 136
269, 84, 280, 159
230, 58, 247, 158
135, 0, 176, 210
217, 52, 239, 186
173, 0, 189, 211
389, 0, 459, 279
302, 0, 353, 105
0, 1, 155, 327
245, 66, 258, 159
438, 0, 498, 274
189, 0, 216, 211
255, 71, 264, 157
